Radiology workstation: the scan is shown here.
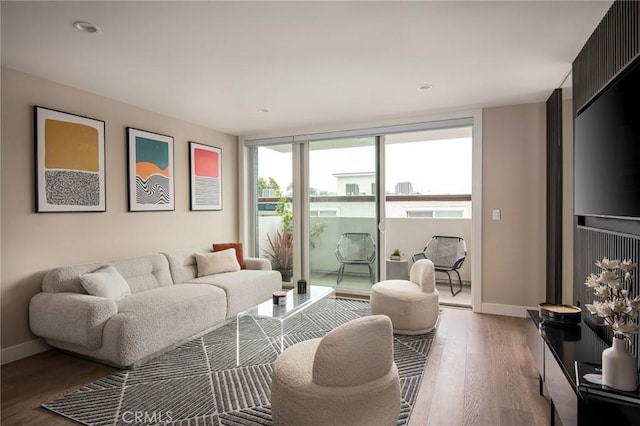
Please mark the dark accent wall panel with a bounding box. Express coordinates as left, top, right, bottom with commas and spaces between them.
573, 1, 640, 113
573, 0, 640, 361
575, 226, 640, 366
546, 89, 563, 304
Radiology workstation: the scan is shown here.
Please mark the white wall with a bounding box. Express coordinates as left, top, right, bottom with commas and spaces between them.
1, 68, 238, 354
482, 103, 546, 309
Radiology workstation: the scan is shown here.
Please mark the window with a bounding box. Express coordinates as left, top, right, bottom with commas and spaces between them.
345, 183, 359, 195
405, 208, 467, 218
310, 209, 338, 217
435, 210, 464, 218
385, 127, 472, 218
406, 210, 434, 218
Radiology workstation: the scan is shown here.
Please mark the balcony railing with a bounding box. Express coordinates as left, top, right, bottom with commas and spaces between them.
259, 194, 471, 203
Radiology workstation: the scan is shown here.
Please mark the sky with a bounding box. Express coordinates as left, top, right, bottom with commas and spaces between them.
258, 137, 472, 195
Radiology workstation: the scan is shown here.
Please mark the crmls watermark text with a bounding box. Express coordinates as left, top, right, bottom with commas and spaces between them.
121, 411, 173, 424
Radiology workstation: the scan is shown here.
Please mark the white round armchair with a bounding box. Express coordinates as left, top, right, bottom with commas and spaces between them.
270, 315, 401, 426
371, 258, 439, 335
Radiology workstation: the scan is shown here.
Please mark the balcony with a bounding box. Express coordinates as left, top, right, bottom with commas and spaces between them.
257, 194, 472, 306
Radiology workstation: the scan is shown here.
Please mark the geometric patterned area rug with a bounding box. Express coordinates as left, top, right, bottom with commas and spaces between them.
43, 298, 437, 426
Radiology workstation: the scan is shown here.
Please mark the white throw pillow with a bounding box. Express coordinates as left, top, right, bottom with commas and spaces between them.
79, 265, 132, 300
195, 249, 241, 277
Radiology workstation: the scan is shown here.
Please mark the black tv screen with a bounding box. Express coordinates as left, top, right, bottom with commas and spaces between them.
575, 58, 640, 220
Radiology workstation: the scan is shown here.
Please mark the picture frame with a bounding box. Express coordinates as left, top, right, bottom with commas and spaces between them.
34, 106, 106, 213
127, 128, 175, 211
189, 142, 222, 211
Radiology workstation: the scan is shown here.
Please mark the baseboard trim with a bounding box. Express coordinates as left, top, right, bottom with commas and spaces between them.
481, 303, 538, 318
1, 338, 50, 365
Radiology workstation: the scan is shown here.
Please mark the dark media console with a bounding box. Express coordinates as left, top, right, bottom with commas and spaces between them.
527, 311, 640, 426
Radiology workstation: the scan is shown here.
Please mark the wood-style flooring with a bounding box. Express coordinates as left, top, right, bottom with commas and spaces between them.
1, 307, 552, 425
409, 307, 551, 425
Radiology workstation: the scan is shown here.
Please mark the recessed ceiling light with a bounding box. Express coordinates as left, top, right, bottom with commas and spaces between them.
73, 21, 101, 34
418, 84, 433, 91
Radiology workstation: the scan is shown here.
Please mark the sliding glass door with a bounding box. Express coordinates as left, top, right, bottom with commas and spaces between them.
253, 144, 294, 285
383, 128, 473, 307
246, 116, 477, 302
306, 137, 379, 292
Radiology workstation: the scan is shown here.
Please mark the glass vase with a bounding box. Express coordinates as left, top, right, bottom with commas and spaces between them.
602, 336, 639, 391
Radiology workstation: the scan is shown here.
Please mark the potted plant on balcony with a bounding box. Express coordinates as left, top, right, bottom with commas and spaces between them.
390, 248, 404, 261
265, 193, 327, 283
264, 229, 293, 282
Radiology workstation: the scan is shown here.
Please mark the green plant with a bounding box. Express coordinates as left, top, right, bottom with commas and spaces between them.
391, 248, 404, 257
275, 196, 293, 235
275, 196, 327, 249
264, 229, 293, 271
310, 220, 327, 249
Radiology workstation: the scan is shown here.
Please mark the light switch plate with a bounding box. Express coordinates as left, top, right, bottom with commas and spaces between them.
492, 209, 501, 220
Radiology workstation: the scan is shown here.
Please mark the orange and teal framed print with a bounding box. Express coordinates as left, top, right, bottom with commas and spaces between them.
127, 128, 175, 212
34, 106, 106, 213
189, 142, 222, 211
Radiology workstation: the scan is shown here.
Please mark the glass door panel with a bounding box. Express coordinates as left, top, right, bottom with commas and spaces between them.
255, 145, 293, 285
384, 127, 473, 307
307, 137, 378, 292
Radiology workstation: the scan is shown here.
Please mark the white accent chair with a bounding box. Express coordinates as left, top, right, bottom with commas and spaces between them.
370, 258, 439, 335
270, 315, 401, 426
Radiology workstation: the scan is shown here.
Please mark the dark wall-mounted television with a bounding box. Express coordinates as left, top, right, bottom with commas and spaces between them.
574, 57, 640, 221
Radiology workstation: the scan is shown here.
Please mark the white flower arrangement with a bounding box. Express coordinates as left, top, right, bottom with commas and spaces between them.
585, 257, 640, 339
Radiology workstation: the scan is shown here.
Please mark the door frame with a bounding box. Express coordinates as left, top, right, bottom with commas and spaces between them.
239, 108, 483, 312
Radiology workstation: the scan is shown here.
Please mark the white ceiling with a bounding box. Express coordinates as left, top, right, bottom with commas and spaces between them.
1, 1, 612, 137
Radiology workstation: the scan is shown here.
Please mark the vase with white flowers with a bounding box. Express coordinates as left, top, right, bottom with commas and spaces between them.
585, 257, 640, 391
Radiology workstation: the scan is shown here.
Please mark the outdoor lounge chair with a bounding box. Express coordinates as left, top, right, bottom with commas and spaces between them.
412, 235, 466, 296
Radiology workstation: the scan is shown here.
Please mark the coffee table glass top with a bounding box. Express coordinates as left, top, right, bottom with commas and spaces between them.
238, 285, 335, 321
236, 285, 335, 365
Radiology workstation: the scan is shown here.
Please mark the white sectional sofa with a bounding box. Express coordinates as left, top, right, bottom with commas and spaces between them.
29, 248, 282, 368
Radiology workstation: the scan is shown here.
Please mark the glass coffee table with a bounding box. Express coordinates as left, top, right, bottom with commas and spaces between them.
236, 285, 335, 365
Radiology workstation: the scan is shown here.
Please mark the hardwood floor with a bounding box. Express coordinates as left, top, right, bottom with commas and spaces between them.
409, 308, 551, 426
1, 350, 115, 425
1, 307, 551, 425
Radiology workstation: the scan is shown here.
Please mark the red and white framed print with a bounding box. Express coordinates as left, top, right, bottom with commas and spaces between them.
189, 142, 222, 211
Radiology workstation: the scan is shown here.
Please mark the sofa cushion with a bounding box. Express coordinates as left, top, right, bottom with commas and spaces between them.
163, 248, 210, 284
188, 269, 282, 318
163, 248, 274, 285
213, 242, 246, 269
195, 249, 240, 277
100, 283, 227, 367
42, 254, 174, 294
79, 265, 132, 300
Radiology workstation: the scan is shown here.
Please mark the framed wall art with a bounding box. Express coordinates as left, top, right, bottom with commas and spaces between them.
127, 128, 175, 211
189, 142, 222, 211
34, 106, 106, 212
